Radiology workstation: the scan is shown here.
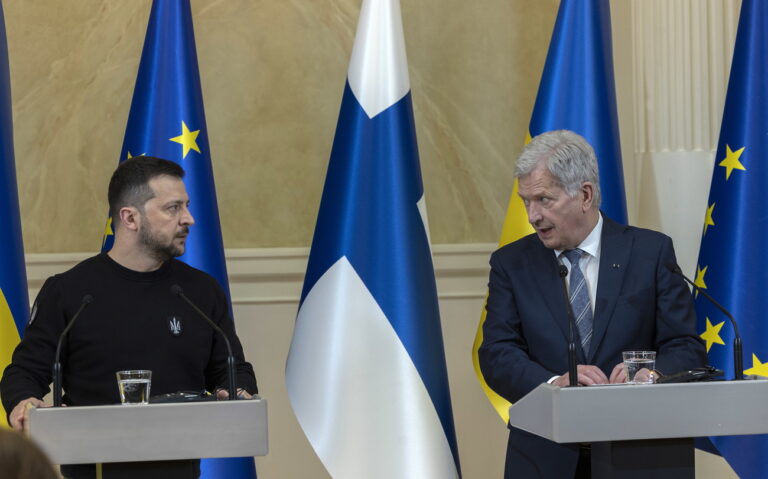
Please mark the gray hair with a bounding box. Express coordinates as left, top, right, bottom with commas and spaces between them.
514, 130, 601, 208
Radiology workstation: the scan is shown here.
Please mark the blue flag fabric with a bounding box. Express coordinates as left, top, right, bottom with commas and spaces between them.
0, 0, 30, 422
285, 1, 460, 477
694, 1, 768, 477
102, 1, 254, 477
529, 0, 627, 224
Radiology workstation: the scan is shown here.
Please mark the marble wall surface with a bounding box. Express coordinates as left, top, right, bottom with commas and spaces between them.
5, 0, 557, 253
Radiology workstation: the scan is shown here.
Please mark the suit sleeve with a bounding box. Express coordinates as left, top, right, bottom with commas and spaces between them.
204, 280, 258, 395
653, 236, 707, 374
478, 250, 558, 403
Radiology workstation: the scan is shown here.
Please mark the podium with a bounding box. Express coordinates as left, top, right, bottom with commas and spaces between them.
26, 399, 268, 465
508, 380, 768, 478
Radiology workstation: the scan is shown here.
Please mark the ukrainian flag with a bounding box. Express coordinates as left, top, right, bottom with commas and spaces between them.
473, 0, 627, 422
0, 1, 30, 425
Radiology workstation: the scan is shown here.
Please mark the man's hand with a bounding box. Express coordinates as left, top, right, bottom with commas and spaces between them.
9, 397, 45, 432
609, 362, 627, 383
552, 365, 609, 387
215, 388, 253, 400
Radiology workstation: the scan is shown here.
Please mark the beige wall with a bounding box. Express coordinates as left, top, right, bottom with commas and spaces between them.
5, 0, 556, 253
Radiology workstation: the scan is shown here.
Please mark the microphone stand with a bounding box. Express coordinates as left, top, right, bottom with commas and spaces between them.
172, 285, 238, 400
558, 265, 579, 387
667, 264, 743, 380
53, 295, 94, 407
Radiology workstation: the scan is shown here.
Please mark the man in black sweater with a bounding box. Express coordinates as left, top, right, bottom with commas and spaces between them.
1, 156, 257, 478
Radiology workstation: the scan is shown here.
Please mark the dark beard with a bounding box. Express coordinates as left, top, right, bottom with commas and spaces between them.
139, 225, 187, 262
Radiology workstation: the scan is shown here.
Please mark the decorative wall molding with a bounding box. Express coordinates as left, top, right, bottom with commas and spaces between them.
24, 244, 496, 305
632, 0, 740, 153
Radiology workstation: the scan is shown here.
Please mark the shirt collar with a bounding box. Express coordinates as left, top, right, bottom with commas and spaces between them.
554, 212, 603, 259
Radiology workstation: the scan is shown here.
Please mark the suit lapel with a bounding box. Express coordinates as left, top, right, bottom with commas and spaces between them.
589, 217, 632, 362
529, 239, 588, 363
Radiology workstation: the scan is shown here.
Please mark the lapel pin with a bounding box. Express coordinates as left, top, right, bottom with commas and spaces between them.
612, 263, 620, 268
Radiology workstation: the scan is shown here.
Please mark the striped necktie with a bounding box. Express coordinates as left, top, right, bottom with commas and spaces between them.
563, 249, 593, 354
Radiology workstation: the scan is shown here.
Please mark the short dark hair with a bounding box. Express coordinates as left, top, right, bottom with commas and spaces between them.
107, 156, 185, 221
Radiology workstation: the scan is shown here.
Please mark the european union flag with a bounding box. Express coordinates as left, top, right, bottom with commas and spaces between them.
529, 0, 627, 224
102, 1, 255, 476
285, 0, 460, 477
694, 1, 768, 477
0, 1, 30, 423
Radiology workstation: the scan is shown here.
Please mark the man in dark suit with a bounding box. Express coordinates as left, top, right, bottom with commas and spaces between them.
478, 130, 706, 478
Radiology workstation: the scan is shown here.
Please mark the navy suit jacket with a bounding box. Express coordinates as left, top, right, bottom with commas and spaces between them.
478, 216, 706, 478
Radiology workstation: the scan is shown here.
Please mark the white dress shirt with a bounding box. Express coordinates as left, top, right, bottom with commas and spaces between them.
555, 213, 603, 314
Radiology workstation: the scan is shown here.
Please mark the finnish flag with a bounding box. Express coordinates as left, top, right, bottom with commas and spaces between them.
285, 0, 461, 477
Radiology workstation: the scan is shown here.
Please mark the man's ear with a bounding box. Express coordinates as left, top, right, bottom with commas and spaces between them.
581, 182, 595, 211
118, 206, 141, 232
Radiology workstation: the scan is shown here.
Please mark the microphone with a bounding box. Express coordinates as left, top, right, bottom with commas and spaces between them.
53, 294, 94, 407
666, 263, 743, 380
171, 285, 238, 400
558, 264, 579, 387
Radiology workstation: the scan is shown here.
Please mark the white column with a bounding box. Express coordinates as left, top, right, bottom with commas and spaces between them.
614, 2, 741, 476
613, 0, 740, 276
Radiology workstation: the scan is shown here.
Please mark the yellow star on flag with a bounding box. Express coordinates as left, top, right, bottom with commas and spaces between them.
127, 151, 145, 159
101, 217, 114, 249
703, 203, 715, 235
169, 121, 201, 159
700, 318, 725, 352
719, 144, 746, 180
694, 265, 707, 297
744, 353, 768, 377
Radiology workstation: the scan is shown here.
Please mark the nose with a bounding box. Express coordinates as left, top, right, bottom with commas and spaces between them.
181, 206, 195, 226
526, 202, 542, 225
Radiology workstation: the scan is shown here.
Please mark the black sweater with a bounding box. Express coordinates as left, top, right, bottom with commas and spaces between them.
1, 253, 257, 413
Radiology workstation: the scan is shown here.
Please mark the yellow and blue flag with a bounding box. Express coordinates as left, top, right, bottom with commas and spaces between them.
0, 1, 29, 426
694, 1, 768, 477
527, 0, 626, 223
285, 0, 461, 477
101, 1, 254, 477
473, 0, 627, 422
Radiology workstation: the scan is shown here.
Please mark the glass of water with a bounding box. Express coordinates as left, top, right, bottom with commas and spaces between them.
116, 370, 152, 404
622, 351, 656, 384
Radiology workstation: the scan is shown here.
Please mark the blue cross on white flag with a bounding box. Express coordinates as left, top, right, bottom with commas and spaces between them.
285, 0, 461, 477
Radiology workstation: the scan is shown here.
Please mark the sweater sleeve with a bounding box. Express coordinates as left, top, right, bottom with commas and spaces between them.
1, 277, 65, 418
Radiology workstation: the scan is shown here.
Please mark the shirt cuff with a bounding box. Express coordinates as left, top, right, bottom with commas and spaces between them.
546, 375, 560, 384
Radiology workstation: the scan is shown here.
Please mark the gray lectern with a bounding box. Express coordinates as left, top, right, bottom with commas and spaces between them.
26, 399, 268, 465
508, 380, 768, 478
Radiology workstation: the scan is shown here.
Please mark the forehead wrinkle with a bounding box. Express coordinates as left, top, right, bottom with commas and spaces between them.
520, 169, 562, 196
